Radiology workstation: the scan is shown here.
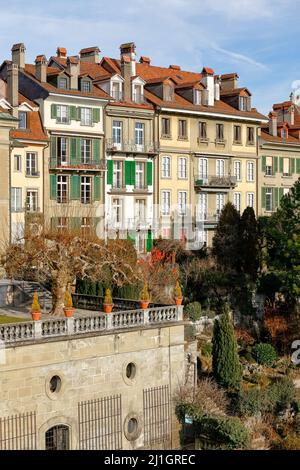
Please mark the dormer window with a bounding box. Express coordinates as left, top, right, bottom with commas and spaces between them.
239, 96, 251, 111
194, 89, 201, 105
164, 85, 174, 102
281, 128, 288, 139
19, 111, 27, 129
58, 77, 68, 89
81, 80, 91, 93
133, 84, 144, 103
112, 81, 123, 101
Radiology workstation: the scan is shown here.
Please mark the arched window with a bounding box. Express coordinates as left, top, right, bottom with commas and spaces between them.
45, 425, 70, 450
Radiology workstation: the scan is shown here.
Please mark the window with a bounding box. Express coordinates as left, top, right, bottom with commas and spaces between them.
162, 156, 171, 178
162, 118, 171, 137
233, 192, 241, 212
45, 425, 69, 451
11, 187, 22, 212
283, 158, 290, 176
281, 128, 288, 139
178, 191, 187, 215
234, 161, 241, 181
26, 153, 38, 176
247, 192, 254, 208
133, 84, 143, 103
197, 193, 207, 221
81, 139, 91, 163
239, 96, 250, 111
81, 217, 91, 235
216, 159, 225, 177
178, 120, 187, 139
247, 161, 254, 181
57, 217, 68, 231
164, 85, 174, 101
14, 155, 21, 172
162, 190, 171, 215
80, 107, 92, 126
112, 120, 122, 144
113, 161, 123, 188
283, 187, 290, 195
57, 105, 69, 124
194, 89, 201, 105
57, 137, 68, 165
216, 193, 225, 218
58, 77, 67, 89
135, 162, 145, 188
26, 190, 38, 212
112, 81, 122, 101
81, 80, 91, 92
265, 188, 273, 212
57, 175, 68, 203
247, 127, 254, 144
135, 199, 146, 222
216, 123, 224, 140
265, 156, 273, 176
81, 176, 92, 204
135, 122, 144, 146
199, 122, 207, 139
112, 198, 122, 224
178, 157, 187, 179
19, 111, 27, 129
233, 125, 241, 143
199, 158, 208, 179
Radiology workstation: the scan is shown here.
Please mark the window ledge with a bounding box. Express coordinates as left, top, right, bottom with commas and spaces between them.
281, 174, 292, 178
233, 141, 242, 145
264, 174, 275, 178
246, 141, 255, 146
177, 137, 188, 141
161, 134, 172, 139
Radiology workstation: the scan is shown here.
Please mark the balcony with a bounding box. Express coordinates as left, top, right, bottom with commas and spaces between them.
106, 139, 159, 154
49, 158, 106, 171
194, 175, 237, 190
196, 211, 221, 225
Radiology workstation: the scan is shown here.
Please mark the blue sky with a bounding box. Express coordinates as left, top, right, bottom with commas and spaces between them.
1, 0, 299, 113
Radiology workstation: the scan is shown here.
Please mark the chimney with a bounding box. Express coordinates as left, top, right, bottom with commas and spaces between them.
201, 67, 214, 106
169, 65, 181, 70
214, 76, 221, 101
7, 63, 19, 117
57, 47, 67, 58
67, 56, 79, 90
120, 42, 136, 77
80, 46, 100, 64
11, 43, 25, 69
288, 97, 295, 126
220, 73, 239, 90
139, 56, 151, 65
269, 111, 277, 137
35, 55, 47, 82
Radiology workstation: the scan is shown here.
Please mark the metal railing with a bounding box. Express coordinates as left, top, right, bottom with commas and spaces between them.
49, 158, 106, 170
194, 175, 237, 188
106, 139, 158, 153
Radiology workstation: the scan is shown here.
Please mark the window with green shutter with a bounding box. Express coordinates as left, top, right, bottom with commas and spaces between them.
261, 187, 266, 209
107, 160, 113, 184
131, 161, 136, 185
76, 107, 81, 121
92, 108, 100, 123
70, 138, 77, 164
147, 161, 153, 186
93, 139, 101, 162
70, 106, 77, 120
76, 138, 81, 162
261, 155, 266, 172
70, 175, 80, 199
146, 230, 153, 253
279, 187, 284, 201
274, 187, 279, 209
50, 136, 57, 159
291, 158, 296, 174
273, 156, 278, 173
70, 217, 81, 231
297, 158, 300, 174
125, 161, 132, 185
279, 157, 284, 173
94, 176, 101, 200
51, 104, 57, 119
50, 174, 57, 200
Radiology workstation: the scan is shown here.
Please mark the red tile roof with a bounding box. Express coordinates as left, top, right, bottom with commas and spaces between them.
11, 110, 48, 141
261, 129, 300, 144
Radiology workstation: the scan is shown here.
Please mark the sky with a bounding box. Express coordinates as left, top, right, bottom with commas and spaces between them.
1, 0, 300, 113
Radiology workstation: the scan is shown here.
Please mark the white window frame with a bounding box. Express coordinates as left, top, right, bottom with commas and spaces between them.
197, 193, 207, 221
58, 77, 68, 89
81, 139, 91, 164
135, 199, 146, 223
135, 122, 144, 147
81, 176, 92, 204
14, 155, 22, 172
233, 160, 241, 181
178, 191, 187, 216
199, 158, 208, 179
216, 193, 225, 218
26, 189, 38, 212
161, 190, 171, 215
57, 105, 69, 124
112, 120, 122, 148
26, 152, 38, 176
247, 161, 254, 182
113, 161, 123, 188
233, 192, 241, 212
11, 187, 22, 212
135, 162, 145, 189
265, 188, 273, 212
162, 156, 171, 178
19, 111, 27, 129
247, 192, 254, 208
81, 80, 91, 93
178, 157, 187, 179
112, 198, 123, 225
80, 107, 92, 126
216, 159, 225, 177
57, 175, 68, 203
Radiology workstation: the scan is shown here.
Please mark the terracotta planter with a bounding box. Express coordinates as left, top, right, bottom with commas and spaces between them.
31, 311, 41, 321
103, 304, 113, 314
140, 301, 150, 309
64, 307, 74, 318
175, 297, 183, 306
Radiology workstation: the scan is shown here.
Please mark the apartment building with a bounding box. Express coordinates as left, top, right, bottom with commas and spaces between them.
258, 97, 300, 215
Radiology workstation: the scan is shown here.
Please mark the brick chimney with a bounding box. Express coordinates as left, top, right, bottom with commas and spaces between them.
201, 67, 214, 106
80, 46, 100, 64
120, 43, 136, 102
35, 55, 47, 82
220, 73, 239, 90
57, 47, 67, 58
139, 56, 151, 65
67, 56, 79, 90
7, 63, 19, 117
269, 111, 277, 137
120, 42, 136, 77
11, 43, 25, 69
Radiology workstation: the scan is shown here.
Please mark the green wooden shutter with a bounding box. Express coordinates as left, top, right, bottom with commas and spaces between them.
94, 176, 101, 200
70, 138, 77, 164
76, 138, 81, 161
92, 108, 100, 123
70, 217, 81, 231
125, 161, 131, 185
147, 161, 153, 186
279, 157, 284, 173
50, 174, 57, 200
51, 104, 57, 119
291, 158, 296, 174
131, 161, 136, 185
146, 230, 153, 253
261, 187, 266, 209
93, 139, 101, 163
274, 187, 279, 209
70, 175, 81, 200
261, 155, 266, 172
51, 217, 58, 230
76, 107, 81, 121
297, 158, 300, 174
50, 136, 57, 159
273, 156, 278, 173
279, 187, 284, 201
70, 106, 77, 120
107, 160, 113, 184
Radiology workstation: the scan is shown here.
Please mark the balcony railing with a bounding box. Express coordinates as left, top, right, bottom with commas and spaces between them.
49, 158, 106, 170
194, 175, 237, 189
106, 139, 158, 154
196, 211, 222, 223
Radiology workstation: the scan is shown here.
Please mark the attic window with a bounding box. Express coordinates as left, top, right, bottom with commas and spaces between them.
239, 96, 251, 112
19, 111, 27, 129
164, 85, 174, 101
81, 80, 91, 93
281, 128, 288, 139
58, 77, 68, 90
194, 89, 201, 105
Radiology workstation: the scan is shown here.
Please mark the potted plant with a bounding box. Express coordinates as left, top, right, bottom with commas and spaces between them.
103, 288, 113, 314
140, 283, 150, 309
174, 281, 183, 305
64, 290, 74, 317
31, 292, 41, 321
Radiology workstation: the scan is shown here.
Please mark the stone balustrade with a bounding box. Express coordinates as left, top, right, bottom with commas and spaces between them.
0, 305, 183, 346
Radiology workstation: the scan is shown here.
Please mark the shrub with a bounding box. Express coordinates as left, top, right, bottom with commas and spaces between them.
196, 415, 250, 449
104, 288, 113, 305
237, 388, 266, 416
275, 433, 300, 450
266, 377, 295, 412
140, 283, 150, 301
185, 302, 202, 322
252, 343, 277, 366
202, 342, 212, 357
31, 292, 40, 312
64, 291, 73, 308
235, 328, 255, 348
